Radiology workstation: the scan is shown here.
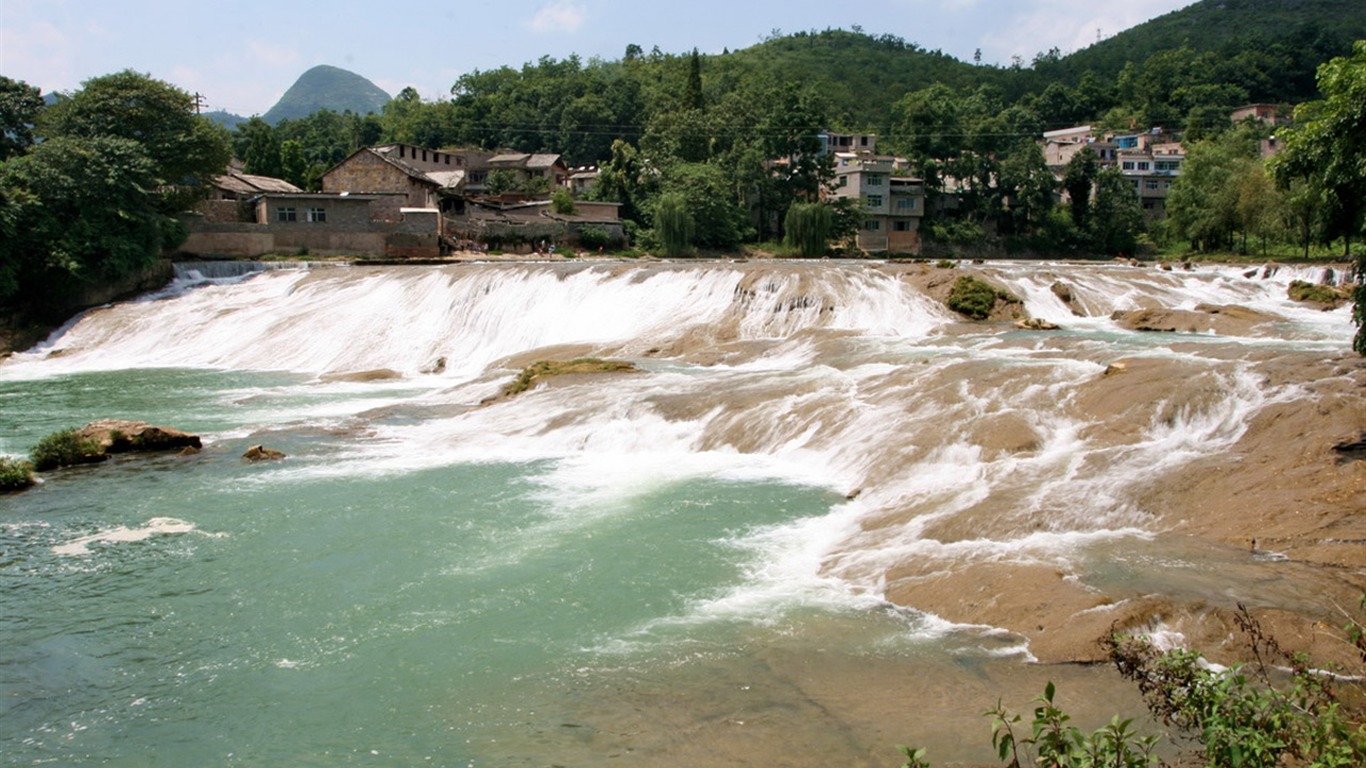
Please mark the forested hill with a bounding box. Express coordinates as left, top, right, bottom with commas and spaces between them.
225, 0, 1366, 187
261, 65, 390, 124
1033, 0, 1366, 101
717, 30, 994, 130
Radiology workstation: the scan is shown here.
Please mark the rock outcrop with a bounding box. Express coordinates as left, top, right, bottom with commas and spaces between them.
243, 445, 287, 462
78, 420, 202, 455
1111, 304, 1276, 335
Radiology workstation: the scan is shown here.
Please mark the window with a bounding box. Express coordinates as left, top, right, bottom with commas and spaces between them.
893, 220, 911, 231
1121, 161, 1135, 170
896, 197, 917, 211
866, 175, 884, 186
276, 207, 296, 222
864, 220, 881, 231
306, 207, 327, 223
1137, 162, 1150, 171
866, 194, 883, 208
1145, 180, 1159, 190
837, 176, 848, 187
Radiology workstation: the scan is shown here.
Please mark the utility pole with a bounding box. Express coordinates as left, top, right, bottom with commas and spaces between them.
192, 92, 205, 115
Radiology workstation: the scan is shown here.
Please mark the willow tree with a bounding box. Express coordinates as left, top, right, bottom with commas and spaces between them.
783, 202, 832, 258
654, 193, 693, 257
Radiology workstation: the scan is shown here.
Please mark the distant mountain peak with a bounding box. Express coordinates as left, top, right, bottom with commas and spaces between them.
261, 65, 390, 125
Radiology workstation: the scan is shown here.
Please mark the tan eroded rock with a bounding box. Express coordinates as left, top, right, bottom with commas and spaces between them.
243, 445, 286, 462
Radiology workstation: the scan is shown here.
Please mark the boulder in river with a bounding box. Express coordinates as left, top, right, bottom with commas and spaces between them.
78, 420, 202, 455
243, 445, 287, 462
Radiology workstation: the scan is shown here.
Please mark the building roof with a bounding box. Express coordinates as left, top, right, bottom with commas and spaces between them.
258, 192, 379, 201
488, 153, 532, 166
487, 153, 565, 170
424, 170, 466, 189
526, 154, 562, 169
214, 169, 302, 195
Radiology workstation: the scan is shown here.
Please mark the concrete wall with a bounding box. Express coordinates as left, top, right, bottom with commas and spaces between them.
256, 197, 375, 228
180, 221, 434, 259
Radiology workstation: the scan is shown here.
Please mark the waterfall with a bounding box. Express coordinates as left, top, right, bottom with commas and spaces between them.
2, 259, 1361, 765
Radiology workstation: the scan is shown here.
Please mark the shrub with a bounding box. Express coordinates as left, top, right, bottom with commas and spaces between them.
901, 602, 1366, 768
30, 428, 104, 471
947, 275, 1015, 320
551, 188, 577, 215
899, 681, 1157, 768
577, 225, 613, 251
0, 456, 35, 492
1106, 605, 1366, 768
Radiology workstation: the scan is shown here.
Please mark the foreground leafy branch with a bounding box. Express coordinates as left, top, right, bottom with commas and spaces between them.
901, 603, 1366, 768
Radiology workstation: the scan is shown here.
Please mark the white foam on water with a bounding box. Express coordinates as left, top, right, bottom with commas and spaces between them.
6, 261, 1351, 642
51, 517, 226, 557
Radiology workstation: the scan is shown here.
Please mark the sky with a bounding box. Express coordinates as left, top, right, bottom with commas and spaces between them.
1, 0, 1194, 117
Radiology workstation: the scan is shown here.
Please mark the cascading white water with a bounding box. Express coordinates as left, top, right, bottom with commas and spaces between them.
1, 260, 1358, 766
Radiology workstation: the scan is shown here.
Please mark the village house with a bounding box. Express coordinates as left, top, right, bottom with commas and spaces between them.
483, 153, 571, 199
444, 197, 624, 253
827, 150, 925, 255
320, 144, 493, 219
198, 167, 304, 223
1041, 125, 1186, 220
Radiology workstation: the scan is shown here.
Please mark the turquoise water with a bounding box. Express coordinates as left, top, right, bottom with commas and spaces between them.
6, 261, 1351, 765
0, 368, 905, 766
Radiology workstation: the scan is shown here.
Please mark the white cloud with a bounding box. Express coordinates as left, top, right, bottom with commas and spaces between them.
245, 39, 302, 69
526, 0, 586, 35
975, 0, 1189, 66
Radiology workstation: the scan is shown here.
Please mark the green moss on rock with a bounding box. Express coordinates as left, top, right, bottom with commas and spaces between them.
500, 358, 640, 398
947, 275, 1018, 320
1287, 280, 1347, 307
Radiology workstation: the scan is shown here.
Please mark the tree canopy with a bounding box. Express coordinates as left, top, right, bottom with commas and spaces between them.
0, 71, 230, 313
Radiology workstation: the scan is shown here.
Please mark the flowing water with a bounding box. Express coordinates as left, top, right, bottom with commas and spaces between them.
0, 260, 1355, 766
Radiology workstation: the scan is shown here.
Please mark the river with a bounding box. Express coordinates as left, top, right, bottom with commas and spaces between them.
1, 259, 1361, 766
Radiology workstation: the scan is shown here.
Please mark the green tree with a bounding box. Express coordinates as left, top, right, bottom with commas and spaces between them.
655, 162, 748, 250
39, 70, 230, 211
783, 202, 833, 257
0, 75, 44, 161
589, 139, 653, 224
278, 139, 313, 190
233, 117, 283, 178
653, 192, 694, 257
551, 188, 577, 215
1271, 41, 1366, 353
998, 142, 1057, 237
1, 136, 171, 308
1088, 167, 1145, 255
1167, 140, 1257, 251
1062, 146, 1100, 230
684, 48, 704, 111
